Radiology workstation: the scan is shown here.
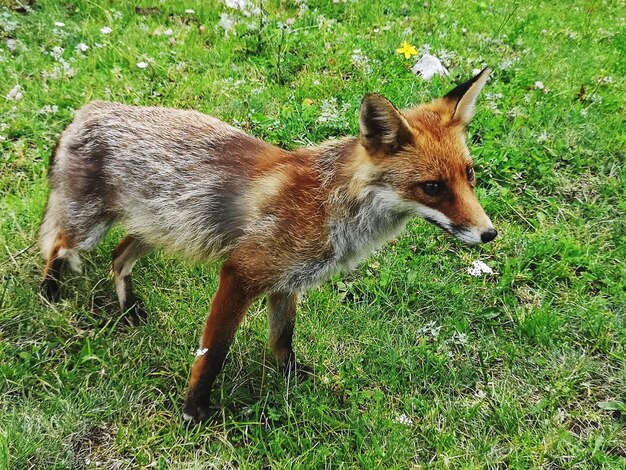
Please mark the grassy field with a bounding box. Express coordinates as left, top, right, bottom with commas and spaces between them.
1, 0, 625, 467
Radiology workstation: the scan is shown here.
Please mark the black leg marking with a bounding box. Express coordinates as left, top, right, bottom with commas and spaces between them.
267, 292, 313, 380
40, 257, 65, 302
119, 275, 146, 326
279, 352, 315, 381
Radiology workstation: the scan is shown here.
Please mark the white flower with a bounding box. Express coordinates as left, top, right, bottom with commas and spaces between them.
195, 348, 208, 356
75, 43, 89, 52
6, 38, 17, 51
445, 331, 469, 347
467, 260, 493, 277
453, 332, 468, 345
39, 104, 59, 114
185, 9, 195, 14
297, 2, 309, 16
224, 0, 260, 16
219, 13, 236, 35
485, 92, 503, 101
136, 61, 148, 69
50, 46, 64, 61
1, 19, 18, 32
395, 414, 414, 426
313, 79, 321, 85
474, 389, 486, 399
411, 53, 449, 80
534, 81, 545, 90
417, 321, 442, 339
6, 84, 23, 101
351, 49, 371, 74
537, 131, 549, 143
499, 58, 514, 70
54, 21, 65, 27
61, 59, 76, 78
100, 26, 112, 34
317, 97, 351, 127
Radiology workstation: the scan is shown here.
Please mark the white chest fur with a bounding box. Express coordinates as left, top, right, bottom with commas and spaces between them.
274, 185, 411, 293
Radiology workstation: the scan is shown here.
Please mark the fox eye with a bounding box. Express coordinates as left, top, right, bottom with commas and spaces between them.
467, 167, 475, 182
421, 181, 446, 197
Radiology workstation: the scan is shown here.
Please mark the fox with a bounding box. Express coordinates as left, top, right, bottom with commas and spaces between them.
39, 68, 497, 423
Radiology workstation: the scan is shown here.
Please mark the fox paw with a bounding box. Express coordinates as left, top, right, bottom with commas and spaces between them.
122, 296, 147, 327
182, 398, 214, 425
40, 278, 61, 302
280, 355, 314, 381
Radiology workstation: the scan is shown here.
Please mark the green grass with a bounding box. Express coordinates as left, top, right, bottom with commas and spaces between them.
1, 0, 625, 467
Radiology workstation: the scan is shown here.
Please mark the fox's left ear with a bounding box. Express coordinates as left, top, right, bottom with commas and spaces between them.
444, 67, 491, 126
359, 94, 412, 154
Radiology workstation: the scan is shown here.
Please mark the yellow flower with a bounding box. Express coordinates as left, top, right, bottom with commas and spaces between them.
302, 98, 314, 106
396, 41, 418, 60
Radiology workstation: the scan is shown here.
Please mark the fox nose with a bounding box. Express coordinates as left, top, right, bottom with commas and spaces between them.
480, 228, 498, 243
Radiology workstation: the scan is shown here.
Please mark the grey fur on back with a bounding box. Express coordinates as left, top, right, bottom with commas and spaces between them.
44, 101, 275, 260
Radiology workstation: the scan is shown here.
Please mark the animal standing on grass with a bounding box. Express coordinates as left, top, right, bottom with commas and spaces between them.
39, 68, 497, 423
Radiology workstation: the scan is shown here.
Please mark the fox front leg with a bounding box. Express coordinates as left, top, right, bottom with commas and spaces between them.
267, 292, 313, 380
182, 264, 257, 424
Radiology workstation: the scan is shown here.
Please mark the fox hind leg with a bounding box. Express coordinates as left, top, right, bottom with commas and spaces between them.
112, 235, 151, 326
268, 292, 313, 380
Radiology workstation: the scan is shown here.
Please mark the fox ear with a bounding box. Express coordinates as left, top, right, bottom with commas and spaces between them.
444, 67, 491, 126
359, 94, 412, 154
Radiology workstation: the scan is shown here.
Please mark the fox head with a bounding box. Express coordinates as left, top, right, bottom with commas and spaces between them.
358, 67, 497, 244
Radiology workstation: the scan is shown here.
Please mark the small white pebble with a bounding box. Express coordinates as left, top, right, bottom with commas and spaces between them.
411, 53, 449, 80
136, 61, 148, 69
100, 26, 112, 34
185, 9, 195, 14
